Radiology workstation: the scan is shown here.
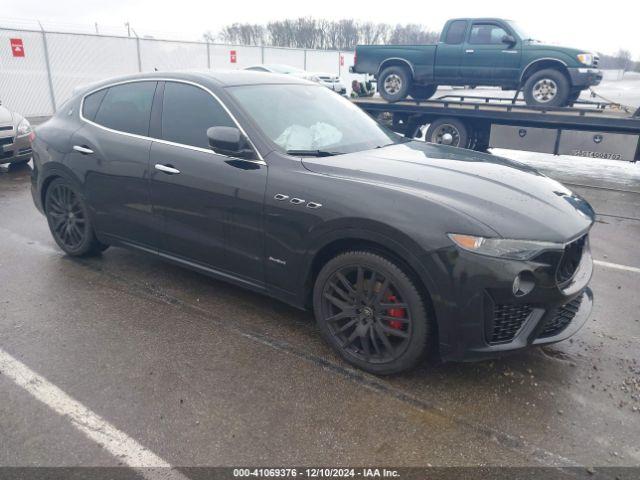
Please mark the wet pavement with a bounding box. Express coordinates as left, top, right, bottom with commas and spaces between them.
2, 91, 640, 474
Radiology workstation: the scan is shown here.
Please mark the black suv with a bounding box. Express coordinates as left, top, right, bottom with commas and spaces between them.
31, 71, 595, 374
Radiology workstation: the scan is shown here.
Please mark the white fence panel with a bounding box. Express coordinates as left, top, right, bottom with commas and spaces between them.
140, 39, 207, 72
263, 47, 305, 69
305, 50, 339, 76
210, 44, 262, 70
0, 29, 54, 116
47, 33, 139, 106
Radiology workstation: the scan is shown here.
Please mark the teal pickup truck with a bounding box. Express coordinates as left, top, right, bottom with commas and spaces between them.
351, 18, 603, 107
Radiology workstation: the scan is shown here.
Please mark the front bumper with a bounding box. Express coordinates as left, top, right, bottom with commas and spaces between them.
567, 67, 603, 88
1, 132, 32, 164
429, 235, 594, 362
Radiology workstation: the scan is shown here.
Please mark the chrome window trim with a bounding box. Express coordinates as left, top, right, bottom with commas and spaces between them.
79, 77, 266, 165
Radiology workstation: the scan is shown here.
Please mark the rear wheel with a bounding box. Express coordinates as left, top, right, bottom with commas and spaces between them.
378, 66, 411, 102
409, 84, 438, 102
424, 117, 471, 149
313, 251, 431, 375
523, 68, 570, 107
45, 178, 109, 256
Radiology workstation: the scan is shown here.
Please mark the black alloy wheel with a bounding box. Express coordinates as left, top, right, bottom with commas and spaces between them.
314, 251, 431, 374
45, 179, 108, 256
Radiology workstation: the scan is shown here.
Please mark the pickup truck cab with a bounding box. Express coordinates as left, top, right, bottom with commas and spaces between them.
352, 18, 602, 107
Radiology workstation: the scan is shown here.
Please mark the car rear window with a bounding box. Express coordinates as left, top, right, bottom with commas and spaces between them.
92, 81, 157, 136
81, 89, 107, 121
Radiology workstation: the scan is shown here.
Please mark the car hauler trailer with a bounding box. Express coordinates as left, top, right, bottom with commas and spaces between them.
352, 95, 640, 162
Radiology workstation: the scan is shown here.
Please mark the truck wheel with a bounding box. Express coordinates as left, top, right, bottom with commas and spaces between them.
425, 118, 471, 149
409, 85, 438, 102
567, 90, 581, 105
378, 66, 411, 102
523, 69, 570, 107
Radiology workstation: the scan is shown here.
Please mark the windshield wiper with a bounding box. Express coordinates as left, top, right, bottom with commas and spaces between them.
286, 149, 341, 157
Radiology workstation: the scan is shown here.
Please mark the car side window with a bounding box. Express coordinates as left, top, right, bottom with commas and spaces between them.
93, 82, 157, 136
161, 82, 235, 149
469, 24, 509, 45
82, 89, 107, 121
444, 21, 467, 45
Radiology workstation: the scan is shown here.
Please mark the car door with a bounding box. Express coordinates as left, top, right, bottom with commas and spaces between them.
434, 20, 468, 82
68, 81, 160, 249
149, 81, 267, 285
461, 22, 521, 84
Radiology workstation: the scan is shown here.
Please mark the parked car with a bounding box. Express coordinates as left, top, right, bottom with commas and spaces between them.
31, 72, 594, 374
351, 18, 602, 106
245, 64, 346, 94
0, 102, 33, 165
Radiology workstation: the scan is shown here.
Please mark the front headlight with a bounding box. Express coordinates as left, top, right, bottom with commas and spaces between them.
16, 118, 32, 136
576, 53, 593, 66
448, 234, 563, 261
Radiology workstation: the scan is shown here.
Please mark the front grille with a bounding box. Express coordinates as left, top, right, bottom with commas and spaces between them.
593, 55, 600, 68
0, 125, 13, 132
556, 235, 586, 284
490, 303, 533, 344
0, 136, 14, 158
538, 293, 584, 339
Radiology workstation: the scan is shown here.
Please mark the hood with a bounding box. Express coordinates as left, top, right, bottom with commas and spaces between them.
524, 42, 587, 56
0, 106, 14, 125
301, 141, 594, 242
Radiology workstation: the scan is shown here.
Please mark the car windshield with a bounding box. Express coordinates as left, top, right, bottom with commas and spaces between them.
506, 20, 540, 43
228, 84, 406, 155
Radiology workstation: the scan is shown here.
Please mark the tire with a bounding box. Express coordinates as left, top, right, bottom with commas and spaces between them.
313, 251, 432, 375
523, 68, 570, 107
44, 178, 109, 256
425, 117, 471, 149
567, 90, 581, 105
378, 66, 411, 102
409, 84, 438, 102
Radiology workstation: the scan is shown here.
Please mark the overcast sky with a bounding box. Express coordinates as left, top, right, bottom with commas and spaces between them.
3, 0, 637, 58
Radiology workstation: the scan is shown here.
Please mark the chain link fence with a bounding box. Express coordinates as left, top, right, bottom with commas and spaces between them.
0, 25, 358, 117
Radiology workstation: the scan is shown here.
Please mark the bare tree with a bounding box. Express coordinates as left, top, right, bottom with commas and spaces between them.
614, 49, 632, 71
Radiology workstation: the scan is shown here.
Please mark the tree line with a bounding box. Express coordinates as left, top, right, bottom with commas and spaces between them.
203, 18, 439, 50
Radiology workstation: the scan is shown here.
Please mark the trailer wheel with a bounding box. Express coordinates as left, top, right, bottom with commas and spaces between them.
378, 66, 411, 102
425, 118, 471, 149
523, 68, 570, 107
409, 84, 438, 102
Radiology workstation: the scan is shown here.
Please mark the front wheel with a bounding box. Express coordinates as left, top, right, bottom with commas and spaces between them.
523, 68, 570, 107
378, 66, 411, 102
313, 251, 432, 375
44, 178, 109, 256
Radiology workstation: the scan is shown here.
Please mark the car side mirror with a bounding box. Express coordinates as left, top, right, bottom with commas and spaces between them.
502, 34, 517, 47
206, 126, 255, 159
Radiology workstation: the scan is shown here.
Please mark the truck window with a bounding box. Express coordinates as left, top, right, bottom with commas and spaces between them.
469, 24, 509, 45
444, 21, 467, 45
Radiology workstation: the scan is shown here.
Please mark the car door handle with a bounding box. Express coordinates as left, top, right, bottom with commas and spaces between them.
465, 49, 475, 54
73, 145, 94, 155
154, 164, 181, 175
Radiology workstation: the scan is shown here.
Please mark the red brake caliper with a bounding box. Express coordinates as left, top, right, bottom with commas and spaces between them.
385, 293, 405, 330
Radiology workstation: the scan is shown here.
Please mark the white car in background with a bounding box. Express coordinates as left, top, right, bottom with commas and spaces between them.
244, 64, 346, 94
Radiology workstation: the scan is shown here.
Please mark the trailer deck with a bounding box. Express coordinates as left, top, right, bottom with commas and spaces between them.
352, 95, 640, 161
